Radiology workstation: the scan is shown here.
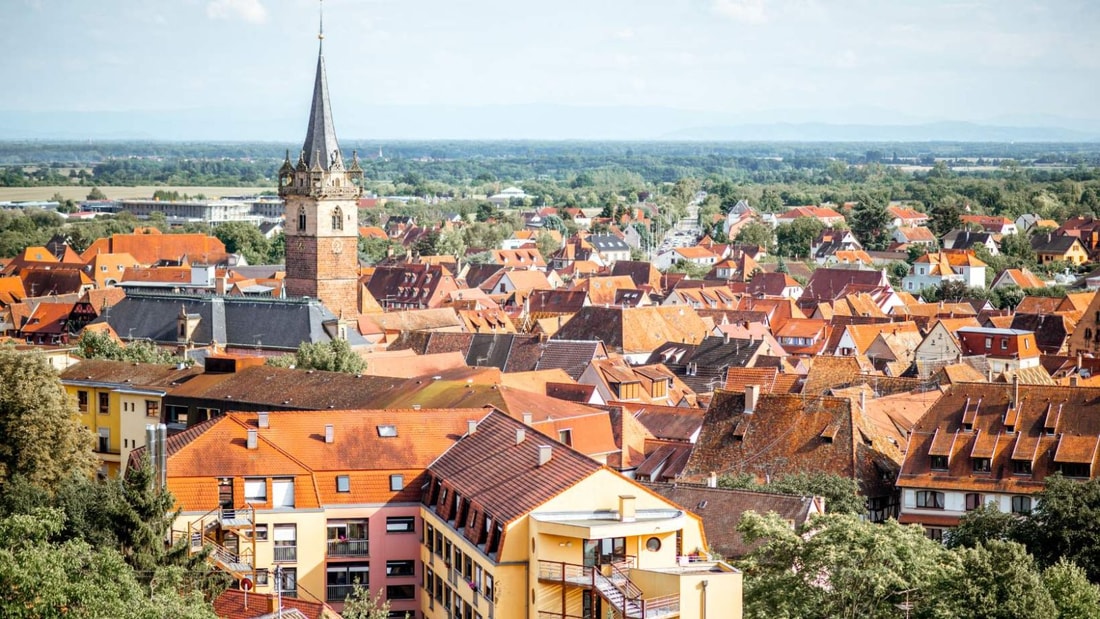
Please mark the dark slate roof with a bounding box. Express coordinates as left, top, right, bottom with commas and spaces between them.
800, 268, 886, 303
527, 289, 588, 314
428, 410, 602, 524
641, 482, 818, 559
462, 264, 504, 289
943, 229, 993, 250
610, 261, 659, 290
536, 340, 604, 380
588, 235, 630, 252
647, 336, 764, 393
747, 272, 796, 296
91, 291, 365, 351
545, 382, 597, 403
21, 268, 87, 297
1031, 233, 1081, 254
301, 48, 341, 171
466, 333, 543, 372
1010, 313, 1071, 355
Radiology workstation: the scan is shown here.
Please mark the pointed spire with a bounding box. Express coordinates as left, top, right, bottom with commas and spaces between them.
302, 0, 341, 172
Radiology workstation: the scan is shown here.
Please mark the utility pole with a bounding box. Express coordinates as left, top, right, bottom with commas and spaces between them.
275, 565, 283, 618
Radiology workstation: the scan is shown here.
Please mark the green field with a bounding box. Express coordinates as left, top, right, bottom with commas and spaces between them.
0, 185, 274, 203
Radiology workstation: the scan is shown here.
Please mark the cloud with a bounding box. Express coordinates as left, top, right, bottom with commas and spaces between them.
712, 0, 767, 24
206, 0, 268, 24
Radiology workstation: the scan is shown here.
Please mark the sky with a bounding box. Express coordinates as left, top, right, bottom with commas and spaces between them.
2, 0, 1099, 140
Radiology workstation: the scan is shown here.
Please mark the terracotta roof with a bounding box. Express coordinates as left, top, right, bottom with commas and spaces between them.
888, 206, 928, 221
802, 356, 866, 395
214, 589, 330, 619
80, 230, 230, 266
723, 366, 801, 394
427, 410, 603, 524
898, 383, 1100, 495
0, 276, 26, 306
552, 306, 709, 355
686, 390, 903, 498
997, 268, 1045, 289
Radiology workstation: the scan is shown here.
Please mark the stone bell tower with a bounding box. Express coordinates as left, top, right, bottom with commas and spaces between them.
278, 6, 363, 317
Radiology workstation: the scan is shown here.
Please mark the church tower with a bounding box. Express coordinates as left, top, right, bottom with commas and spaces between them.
278, 7, 363, 317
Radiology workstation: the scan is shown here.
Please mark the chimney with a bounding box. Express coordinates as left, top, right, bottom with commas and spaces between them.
247, 429, 258, 450
619, 495, 637, 523
1014, 373, 1020, 403
744, 384, 761, 414
324, 424, 334, 444
516, 428, 526, 445
522, 412, 533, 425
267, 593, 279, 614
1071, 375, 1080, 387
538, 444, 553, 466
987, 366, 994, 382
467, 420, 478, 435
258, 411, 269, 429
1078, 351, 1084, 370
723, 332, 730, 345
859, 389, 866, 411
707, 471, 717, 488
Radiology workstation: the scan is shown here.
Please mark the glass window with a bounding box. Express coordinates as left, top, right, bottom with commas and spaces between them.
277, 567, 297, 598
272, 478, 294, 508
972, 458, 992, 473
387, 516, 415, 533
390, 475, 404, 491
98, 392, 109, 414
387, 560, 415, 577
1013, 460, 1033, 475
916, 491, 945, 509
145, 400, 159, 417
930, 455, 948, 471
965, 493, 983, 511
244, 478, 266, 503
255, 524, 268, 541
1012, 496, 1032, 514
77, 390, 88, 412
336, 475, 350, 493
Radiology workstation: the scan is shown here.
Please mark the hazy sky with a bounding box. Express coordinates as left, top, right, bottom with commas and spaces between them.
3, 0, 1099, 139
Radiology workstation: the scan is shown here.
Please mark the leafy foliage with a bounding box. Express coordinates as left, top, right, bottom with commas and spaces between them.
718, 472, 865, 516
75, 330, 182, 365
267, 338, 365, 374
775, 217, 824, 259
341, 586, 409, 619
0, 349, 96, 494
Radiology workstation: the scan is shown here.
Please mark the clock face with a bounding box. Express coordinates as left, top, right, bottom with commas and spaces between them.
332, 239, 344, 254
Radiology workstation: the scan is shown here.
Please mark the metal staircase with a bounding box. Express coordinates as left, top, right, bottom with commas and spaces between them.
537, 559, 680, 619
184, 505, 258, 583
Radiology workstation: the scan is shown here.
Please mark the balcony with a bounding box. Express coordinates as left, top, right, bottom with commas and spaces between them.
327, 538, 370, 558
273, 545, 297, 562
327, 583, 366, 603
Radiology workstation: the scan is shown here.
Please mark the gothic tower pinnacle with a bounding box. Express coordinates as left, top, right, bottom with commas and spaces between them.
279, 0, 363, 318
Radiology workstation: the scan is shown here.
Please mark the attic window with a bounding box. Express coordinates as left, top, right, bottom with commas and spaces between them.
930, 455, 948, 471
336, 475, 350, 493
377, 425, 398, 437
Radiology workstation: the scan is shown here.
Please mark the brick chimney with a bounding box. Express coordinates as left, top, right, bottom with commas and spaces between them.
744, 384, 761, 414
619, 495, 636, 523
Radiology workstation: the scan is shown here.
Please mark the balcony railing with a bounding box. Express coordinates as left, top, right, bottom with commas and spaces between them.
273, 545, 297, 562
326, 583, 366, 603
327, 538, 370, 557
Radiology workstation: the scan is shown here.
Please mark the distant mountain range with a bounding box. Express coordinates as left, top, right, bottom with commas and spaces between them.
1, 105, 1098, 142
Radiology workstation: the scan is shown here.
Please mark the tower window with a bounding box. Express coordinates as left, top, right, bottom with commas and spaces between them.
298, 207, 307, 231
332, 207, 343, 231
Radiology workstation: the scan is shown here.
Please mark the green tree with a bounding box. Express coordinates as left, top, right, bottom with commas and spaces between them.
75, 330, 181, 364
536, 231, 561, 258
718, 472, 864, 516
734, 221, 775, 252
0, 350, 96, 494
945, 503, 1018, 549
342, 586, 409, 619
268, 339, 364, 374
775, 218, 824, 259
359, 236, 395, 264
435, 229, 467, 258
849, 192, 891, 250
1044, 558, 1100, 619
213, 221, 271, 265
737, 512, 948, 619
86, 186, 107, 200
929, 197, 963, 237
1019, 475, 1100, 581
0, 508, 217, 619
928, 541, 1056, 619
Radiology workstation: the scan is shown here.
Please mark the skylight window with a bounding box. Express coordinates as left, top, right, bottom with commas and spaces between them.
377, 425, 398, 437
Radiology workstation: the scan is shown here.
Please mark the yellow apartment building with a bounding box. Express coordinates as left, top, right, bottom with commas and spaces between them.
61, 359, 200, 477
420, 412, 741, 619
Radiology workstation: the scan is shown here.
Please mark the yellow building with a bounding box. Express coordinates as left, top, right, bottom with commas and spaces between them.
61, 359, 200, 477
420, 412, 742, 619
